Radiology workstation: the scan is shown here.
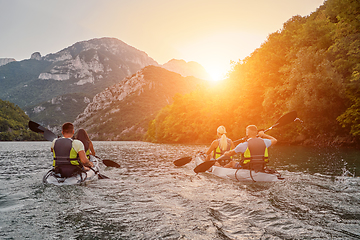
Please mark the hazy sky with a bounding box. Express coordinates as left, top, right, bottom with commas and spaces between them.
0, 0, 324, 79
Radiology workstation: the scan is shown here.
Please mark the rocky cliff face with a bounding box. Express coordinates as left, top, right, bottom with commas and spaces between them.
30, 52, 42, 60
74, 65, 206, 140
0, 37, 159, 126
0, 58, 16, 67
0, 37, 210, 128
38, 37, 159, 85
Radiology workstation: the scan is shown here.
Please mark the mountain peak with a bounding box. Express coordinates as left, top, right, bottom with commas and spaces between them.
0, 58, 16, 67
162, 59, 210, 80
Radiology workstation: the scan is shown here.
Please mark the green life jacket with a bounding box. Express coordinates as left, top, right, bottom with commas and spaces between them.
242, 138, 269, 166
53, 138, 81, 167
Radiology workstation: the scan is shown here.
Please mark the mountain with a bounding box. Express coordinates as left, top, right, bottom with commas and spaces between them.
0, 58, 16, 67
0, 99, 43, 141
0, 37, 158, 126
74, 65, 206, 140
162, 59, 210, 80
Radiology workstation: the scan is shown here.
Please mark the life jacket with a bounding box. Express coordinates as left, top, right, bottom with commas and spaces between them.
74, 136, 91, 159
241, 138, 269, 171
82, 141, 90, 159
53, 138, 81, 167
213, 138, 232, 166
85, 149, 90, 159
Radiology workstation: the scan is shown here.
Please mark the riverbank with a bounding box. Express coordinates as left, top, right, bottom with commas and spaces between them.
288, 133, 360, 148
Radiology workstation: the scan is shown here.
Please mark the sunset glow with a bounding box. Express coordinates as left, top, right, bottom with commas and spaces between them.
1, 0, 324, 77
207, 68, 227, 82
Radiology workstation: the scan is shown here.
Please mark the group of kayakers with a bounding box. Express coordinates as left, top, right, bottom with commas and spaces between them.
52, 121, 276, 178
51, 122, 96, 177
204, 125, 277, 171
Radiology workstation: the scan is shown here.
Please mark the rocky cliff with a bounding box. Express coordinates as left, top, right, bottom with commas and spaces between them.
38, 38, 158, 85
0, 37, 159, 126
0, 58, 16, 67
74, 65, 206, 140
0, 37, 210, 128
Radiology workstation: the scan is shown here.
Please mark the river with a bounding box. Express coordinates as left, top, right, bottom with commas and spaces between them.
0, 141, 360, 239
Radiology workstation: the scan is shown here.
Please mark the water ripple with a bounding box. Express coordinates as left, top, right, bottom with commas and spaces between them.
0, 142, 360, 239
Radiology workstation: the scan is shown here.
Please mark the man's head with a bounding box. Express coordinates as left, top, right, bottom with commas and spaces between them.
62, 122, 74, 137
246, 125, 258, 137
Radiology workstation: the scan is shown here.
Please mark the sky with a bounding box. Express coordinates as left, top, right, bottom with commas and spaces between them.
0, 0, 325, 80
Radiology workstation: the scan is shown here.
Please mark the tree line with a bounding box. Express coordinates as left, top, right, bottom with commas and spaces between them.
0, 99, 43, 141
146, 0, 360, 146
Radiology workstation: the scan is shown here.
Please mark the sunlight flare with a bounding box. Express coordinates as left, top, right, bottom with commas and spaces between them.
206, 67, 226, 81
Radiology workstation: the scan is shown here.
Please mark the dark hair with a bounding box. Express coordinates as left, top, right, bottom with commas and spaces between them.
75, 128, 90, 151
62, 122, 74, 134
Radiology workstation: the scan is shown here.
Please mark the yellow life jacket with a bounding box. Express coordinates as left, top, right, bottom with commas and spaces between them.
212, 138, 233, 166
213, 138, 232, 159
242, 138, 269, 165
53, 138, 81, 167
85, 149, 90, 159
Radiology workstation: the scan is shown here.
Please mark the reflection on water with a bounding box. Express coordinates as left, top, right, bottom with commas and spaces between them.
0, 141, 360, 239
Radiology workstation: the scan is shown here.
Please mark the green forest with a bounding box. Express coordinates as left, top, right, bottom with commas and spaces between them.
146, 0, 360, 147
0, 99, 44, 141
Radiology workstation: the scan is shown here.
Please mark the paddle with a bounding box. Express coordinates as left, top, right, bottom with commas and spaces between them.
90, 166, 109, 179
233, 111, 297, 144
173, 156, 192, 167
28, 120, 119, 171
194, 156, 229, 174
29, 121, 58, 141
194, 111, 298, 174
96, 156, 121, 168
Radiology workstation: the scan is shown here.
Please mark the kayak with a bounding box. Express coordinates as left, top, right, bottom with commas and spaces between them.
194, 153, 283, 182
43, 155, 100, 185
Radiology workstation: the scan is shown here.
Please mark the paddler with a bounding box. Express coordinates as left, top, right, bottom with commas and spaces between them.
75, 128, 96, 159
204, 126, 235, 166
51, 122, 94, 177
223, 125, 277, 170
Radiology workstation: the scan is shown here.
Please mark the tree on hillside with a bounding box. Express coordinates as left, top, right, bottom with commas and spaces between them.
0, 99, 44, 141
146, 0, 360, 145
324, 0, 360, 137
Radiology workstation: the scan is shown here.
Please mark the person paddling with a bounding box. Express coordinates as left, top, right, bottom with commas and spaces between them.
205, 126, 235, 167
223, 125, 277, 170
75, 128, 95, 159
51, 122, 94, 177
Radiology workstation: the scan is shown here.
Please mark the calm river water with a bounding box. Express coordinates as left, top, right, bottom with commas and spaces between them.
0, 141, 360, 239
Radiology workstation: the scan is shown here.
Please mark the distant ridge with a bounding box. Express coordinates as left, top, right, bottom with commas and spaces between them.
0, 58, 16, 67
0, 37, 210, 128
162, 59, 210, 80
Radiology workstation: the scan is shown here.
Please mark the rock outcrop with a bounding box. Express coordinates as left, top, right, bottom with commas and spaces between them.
74, 65, 206, 140
30, 52, 41, 60
0, 58, 16, 67
38, 38, 159, 86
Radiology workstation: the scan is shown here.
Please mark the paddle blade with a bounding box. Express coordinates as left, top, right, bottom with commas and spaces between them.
98, 173, 110, 179
44, 130, 57, 142
194, 160, 216, 174
173, 156, 192, 167
275, 111, 297, 128
102, 159, 120, 168
29, 121, 45, 133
